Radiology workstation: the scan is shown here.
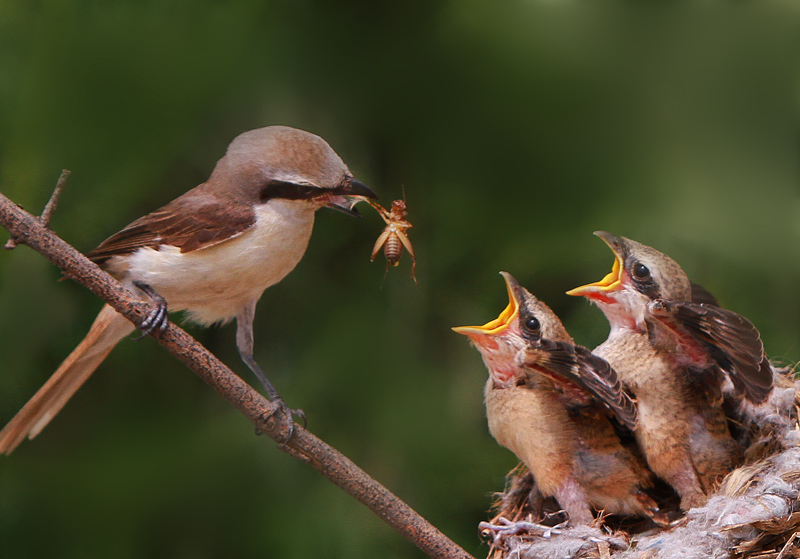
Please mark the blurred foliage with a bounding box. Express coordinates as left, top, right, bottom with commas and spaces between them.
1, 1, 800, 558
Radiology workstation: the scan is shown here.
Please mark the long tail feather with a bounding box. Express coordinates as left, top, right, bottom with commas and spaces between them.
0, 304, 134, 454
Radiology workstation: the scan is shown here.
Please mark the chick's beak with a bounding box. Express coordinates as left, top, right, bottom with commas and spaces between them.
566, 231, 625, 301
453, 272, 520, 341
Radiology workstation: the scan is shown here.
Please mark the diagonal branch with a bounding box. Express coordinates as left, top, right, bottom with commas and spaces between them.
0, 188, 475, 559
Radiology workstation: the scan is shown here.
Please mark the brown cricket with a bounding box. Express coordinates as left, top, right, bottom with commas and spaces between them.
369, 199, 416, 282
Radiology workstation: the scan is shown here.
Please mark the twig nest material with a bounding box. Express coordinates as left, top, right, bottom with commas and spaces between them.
483, 366, 800, 559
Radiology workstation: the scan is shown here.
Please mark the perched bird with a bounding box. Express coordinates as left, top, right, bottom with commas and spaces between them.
567, 231, 772, 509
0, 125, 376, 454
454, 272, 665, 525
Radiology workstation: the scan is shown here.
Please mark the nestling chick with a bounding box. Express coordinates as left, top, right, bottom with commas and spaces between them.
455, 272, 665, 525
568, 232, 772, 509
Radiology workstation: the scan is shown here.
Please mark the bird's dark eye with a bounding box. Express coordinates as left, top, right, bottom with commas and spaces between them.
524, 316, 540, 332
632, 262, 650, 280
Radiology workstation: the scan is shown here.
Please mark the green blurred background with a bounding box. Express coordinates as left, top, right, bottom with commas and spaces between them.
1, 1, 799, 557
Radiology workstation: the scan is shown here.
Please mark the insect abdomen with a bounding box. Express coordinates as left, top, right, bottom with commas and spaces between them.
384, 234, 402, 266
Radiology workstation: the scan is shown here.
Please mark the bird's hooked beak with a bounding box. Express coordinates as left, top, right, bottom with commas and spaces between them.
566, 231, 626, 303
319, 178, 378, 217
453, 272, 522, 342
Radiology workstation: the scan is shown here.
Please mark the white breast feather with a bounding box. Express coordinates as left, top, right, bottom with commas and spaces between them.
121, 200, 316, 326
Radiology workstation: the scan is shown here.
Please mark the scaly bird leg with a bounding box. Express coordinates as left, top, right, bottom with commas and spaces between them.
132, 281, 170, 340
236, 301, 305, 441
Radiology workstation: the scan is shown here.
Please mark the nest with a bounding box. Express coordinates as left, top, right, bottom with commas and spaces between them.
480, 366, 800, 559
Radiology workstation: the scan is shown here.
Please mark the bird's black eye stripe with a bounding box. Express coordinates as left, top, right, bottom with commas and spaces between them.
260, 180, 318, 202
627, 258, 660, 298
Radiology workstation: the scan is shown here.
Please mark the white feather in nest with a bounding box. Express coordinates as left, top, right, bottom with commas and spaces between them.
482, 366, 800, 559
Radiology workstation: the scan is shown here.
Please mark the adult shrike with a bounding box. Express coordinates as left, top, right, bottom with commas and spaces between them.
0, 125, 376, 453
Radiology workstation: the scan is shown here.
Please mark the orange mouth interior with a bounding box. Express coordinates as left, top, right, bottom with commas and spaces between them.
566, 254, 622, 298
453, 276, 519, 337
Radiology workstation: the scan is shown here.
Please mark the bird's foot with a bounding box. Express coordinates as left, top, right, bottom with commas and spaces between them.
635, 490, 672, 527
479, 517, 568, 547
257, 398, 306, 444
132, 282, 169, 340
235, 333, 305, 443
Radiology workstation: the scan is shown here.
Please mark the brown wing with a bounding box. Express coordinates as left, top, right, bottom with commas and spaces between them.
690, 282, 720, 306
520, 339, 638, 430
649, 300, 773, 404
87, 191, 255, 265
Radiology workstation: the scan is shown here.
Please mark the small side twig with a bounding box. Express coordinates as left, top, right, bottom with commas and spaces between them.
5, 169, 70, 250
0, 185, 474, 559
40, 169, 71, 227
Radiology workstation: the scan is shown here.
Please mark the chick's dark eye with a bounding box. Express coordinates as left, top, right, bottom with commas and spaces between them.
632, 262, 650, 280
524, 316, 540, 332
